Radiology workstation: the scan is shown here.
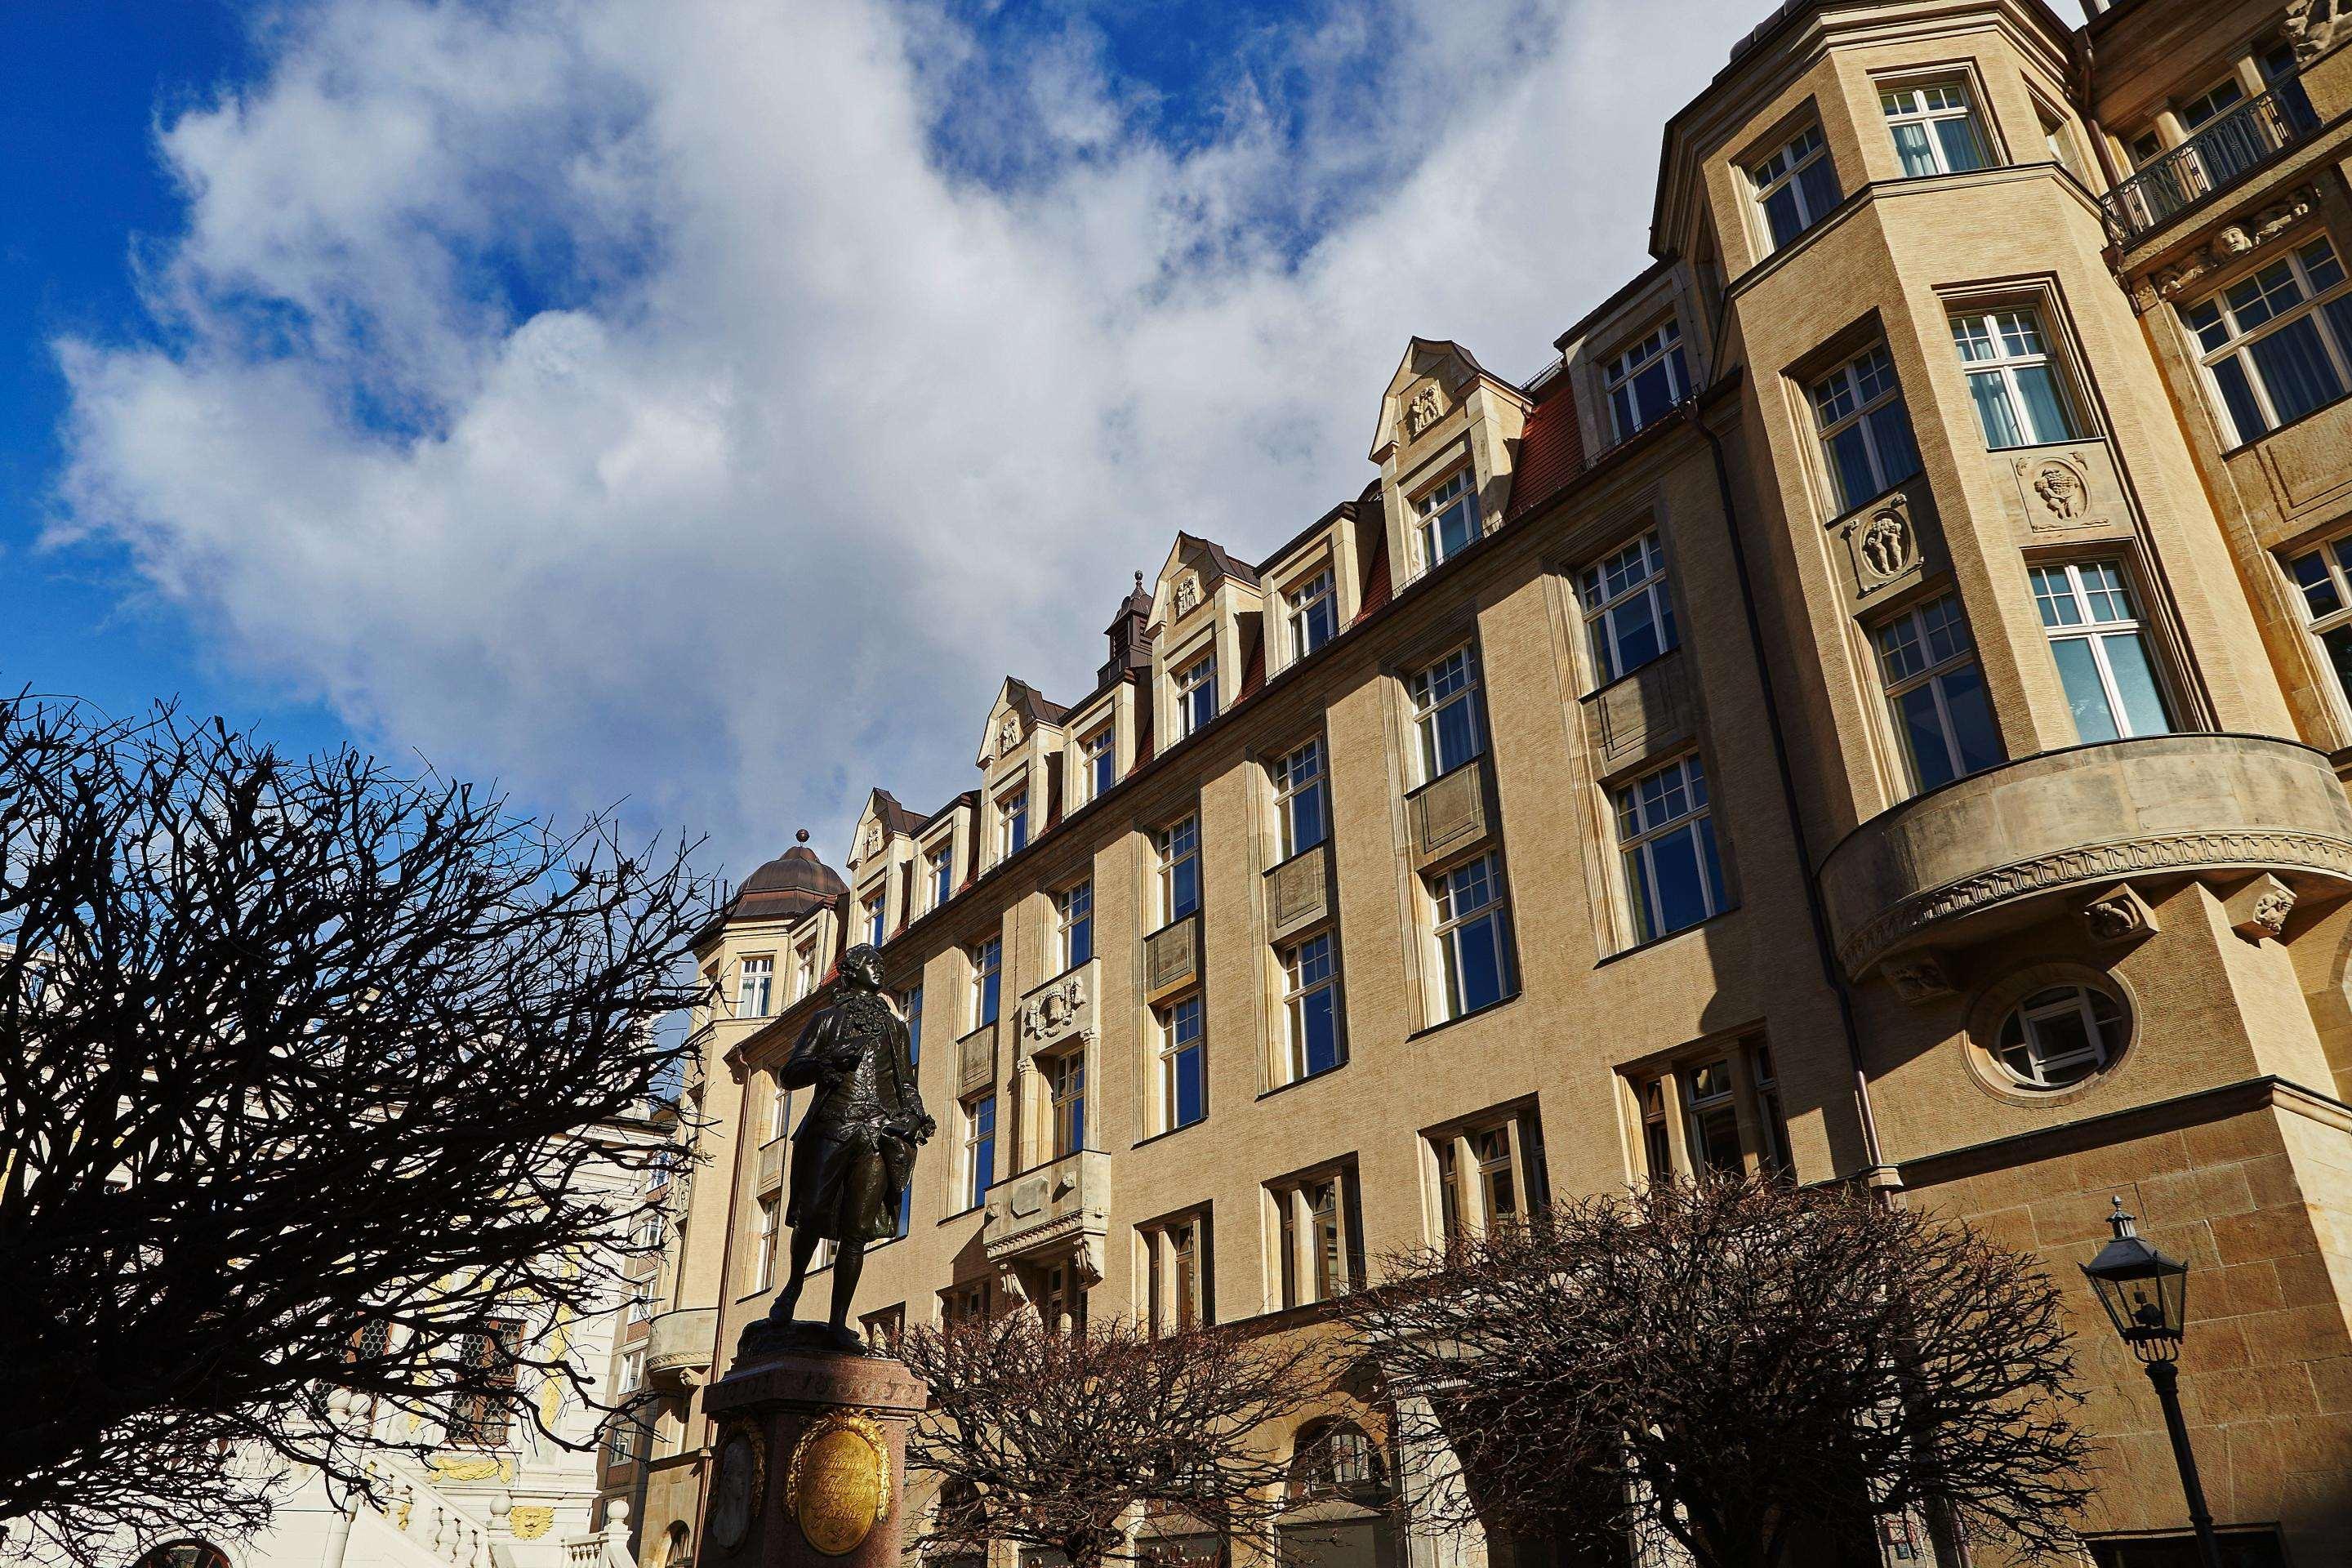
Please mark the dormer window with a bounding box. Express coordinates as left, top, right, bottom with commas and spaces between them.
1749, 122, 1840, 252
1288, 568, 1339, 660
1604, 321, 1690, 443
1081, 726, 1116, 802
999, 786, 1030, 860
862, 893, 885, 948
928, 844, 954, 910
793, 938, 818, 1001
1176, 654, 1218, 738
1414, 470, 1480, 571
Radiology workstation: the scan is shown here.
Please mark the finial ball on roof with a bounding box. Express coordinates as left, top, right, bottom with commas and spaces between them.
796, 828, 810, 844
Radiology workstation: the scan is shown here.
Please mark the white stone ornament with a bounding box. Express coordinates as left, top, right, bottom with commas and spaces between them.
1405, 381, 1442, 438
1173, 575, 1202, 617
2082, 882, 2157, 944
2227, 872, 2296, 942
998, 714, 1020, 757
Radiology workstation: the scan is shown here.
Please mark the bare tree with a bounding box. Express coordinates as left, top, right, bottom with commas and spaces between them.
1339, 1178, 2094, 1568
0, 696, 714, 1562
898, 1312, 1330, 1568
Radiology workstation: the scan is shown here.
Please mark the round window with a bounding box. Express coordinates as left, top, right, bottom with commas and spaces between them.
1994, 983, 2127, 1089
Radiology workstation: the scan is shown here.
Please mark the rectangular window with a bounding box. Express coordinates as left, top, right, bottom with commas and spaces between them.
736, 956, 773, 1019
2030, 560, 2176, 742
1431, 852, 1516, 1021
1288, 568, 1339, 659
1158, 814, 1201, 923
1177, 653, 1218, 738
929, 844, 955, 909
1409, 646, 1486, 782
1432, 1108, 1548, 1245
960, 1094, 996, 1211
1000, 788, 1029, 860
1873, 592, 2005, 792
1414, 469, 1481, 570
941, 1280, 990, 1326
1882, 80, 1989, 176
2183, 238, 2352, 444
1282, 933, 1343, 1081
767, 1072, 791, 1142
792, 939, 817, 1001
862, 894, 885, 948
627, 1276, 655, 1323
1750, 122, 1842, 251
1272, 1170, 1358, 1308
754, 1194, 781, 1292
1633, 1039, 1792, 1182
1047, 1049, 1086, 1158
1158, 993, 1207, 1132
1143, 1214, 1205, 1334
1057, 880, 1094, 969
1639, 1079, 1673, 1181
1579, 531, 1680, 684
1083, 727, 1116, 801
1811, 345, 1923, 512
1275, 738, 1329, 858
2288, 530, 2352, 707
450, 1318, 523, 1448
973, 937, 1001, 1027
862, 1305, 906, 1352
904, 985, 923, 1065
1753, 1044, 1792, 1178
1616, 756, 1728, 942
1038, 1254, 1088, 1335
1604, 319, 1691, 441
1952, 307, 2085, 449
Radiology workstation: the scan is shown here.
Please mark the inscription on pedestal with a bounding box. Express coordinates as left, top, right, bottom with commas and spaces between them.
790, 1412, 892, 1556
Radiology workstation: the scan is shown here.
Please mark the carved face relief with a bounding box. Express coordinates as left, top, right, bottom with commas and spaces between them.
2252, 887, 2296, 937
2033, 462, 2084, 520
1173, 575, 1202, 617
1405, 382, 1443, 438
1858, 507, 1914, 581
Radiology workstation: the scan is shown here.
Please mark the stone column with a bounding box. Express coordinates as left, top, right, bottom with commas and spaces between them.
698, 1342, 929, 1568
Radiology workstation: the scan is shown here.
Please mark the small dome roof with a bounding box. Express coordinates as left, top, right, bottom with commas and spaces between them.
732, 830, 846, 922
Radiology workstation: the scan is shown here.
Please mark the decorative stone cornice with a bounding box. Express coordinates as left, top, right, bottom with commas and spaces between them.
1845, 828, 2352, 975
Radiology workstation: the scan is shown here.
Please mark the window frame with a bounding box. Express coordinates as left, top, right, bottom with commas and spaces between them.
1412, 468, 1481, 572
791, 938, 818, 1002
1950, 304, 2088, 450
1630, 1038, 1793, 1183
1995, 982, 2127, 1089
1157, 813, 1202, 924
1081, 725, 1116, 803
753, 1193, 781, 1293
1175, 652, 1218, 738
735, 955, 774, 1019
1429, 850, 1517, 1023
1577, 529, 1680, 687
2028, 558, 2178, 742
1270, 1166, 1359, 1309
1431, 1106, 1547, 1246
1056, 879, 1094, 970
959, 1093, 996, 1212
926, 842, 955, 911
1809, 343, 1923, 514
1407, 644, 1487, 785
1878, 76, 1993, 177
2286, 526, 2352, 716
1274, 737, 1330, 858
1748, 120, 1842, 252
1045, 1047, 1087, 1158
1602, 318, 1693, 443
1156, 992, 1207, 1133
862, 893, 885, 948
1141, 1211, 1208, 1334
972, 937, 1002, 1028
1872, 590, 2005, 795
1281, 931, 1344, 1083
2181, 236, 2352, 447
1615, 754, 1729, 944
1286, 567, 1339, 661
998, 786, 1030, 862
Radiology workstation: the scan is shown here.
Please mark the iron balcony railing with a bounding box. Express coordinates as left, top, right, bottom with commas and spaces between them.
2102, 78, 2319, 243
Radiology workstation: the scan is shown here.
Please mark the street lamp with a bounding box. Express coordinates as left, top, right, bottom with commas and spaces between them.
2078, 1196, 2221, 1568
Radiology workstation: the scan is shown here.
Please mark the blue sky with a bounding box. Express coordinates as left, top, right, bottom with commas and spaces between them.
2, 0, 2082, 880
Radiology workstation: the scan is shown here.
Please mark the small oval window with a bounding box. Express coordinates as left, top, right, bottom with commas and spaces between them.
1995, 983, 2127, 1088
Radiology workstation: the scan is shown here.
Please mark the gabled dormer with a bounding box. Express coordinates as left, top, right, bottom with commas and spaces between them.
1555, 264, 1708, 466
847, 787, 927, 946
1147, 534, 1264, 755
976, 679, 1069, 871
1370, 338, 1530, 592
911, 794, 978, 924
1259, 499, 1369, 678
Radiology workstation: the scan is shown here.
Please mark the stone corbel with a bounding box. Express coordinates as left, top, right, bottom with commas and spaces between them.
2082, 882, 2158, 944
1880, 949, 1955, 1004
2224, 872, 2297, 942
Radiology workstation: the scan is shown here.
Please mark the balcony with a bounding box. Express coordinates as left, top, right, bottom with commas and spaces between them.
982, 1148, 1109, 1281
643, 1307, 717, 1389
1143, 915, 1200, 1002
1014, 958, 1098, 1062
1820, 734, 2352, 979
1405, 757, 1495, 872
1266, 843, 1333, 942
2103, 80, 2318, 244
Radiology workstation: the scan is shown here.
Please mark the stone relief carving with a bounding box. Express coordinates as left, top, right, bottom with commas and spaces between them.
2082, 882, 2158, 943
1838, 830, 2352, 974
1173, 575, 1202, 617
1405, 381, 1444, 438
1842, 492, 1921, 594
2150, 190, 2319, 300
2288, 0, 2346, 64
860, 821, 883, 859
997, 713, 1020, 758
2227, 872, 2297, 941
1018, 973, 1089, 1044
2011, 450, 2105, 533
1882, 951, 1954, 1004
2032, 460, 2086, 521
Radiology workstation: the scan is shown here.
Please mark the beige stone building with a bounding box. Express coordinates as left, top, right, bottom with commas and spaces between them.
626, 1, 2352, 1562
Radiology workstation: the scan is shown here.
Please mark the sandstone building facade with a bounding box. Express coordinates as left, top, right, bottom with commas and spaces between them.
611, 2, 2352, 1562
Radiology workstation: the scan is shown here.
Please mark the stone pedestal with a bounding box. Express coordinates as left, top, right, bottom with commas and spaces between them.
697, 1337, 929, 1568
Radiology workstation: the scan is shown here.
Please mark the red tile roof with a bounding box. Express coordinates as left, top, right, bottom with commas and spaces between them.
1353, 522, 1392, 625
1504, 381, 1587, 523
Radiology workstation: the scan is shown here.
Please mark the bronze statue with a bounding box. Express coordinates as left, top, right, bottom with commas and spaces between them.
747, 943, 933, 1355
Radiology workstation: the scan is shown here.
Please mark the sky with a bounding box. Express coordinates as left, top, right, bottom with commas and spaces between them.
0, 0, 2088, 885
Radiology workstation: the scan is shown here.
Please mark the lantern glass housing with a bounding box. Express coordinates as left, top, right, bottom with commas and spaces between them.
2079, 1199, 2189, 1361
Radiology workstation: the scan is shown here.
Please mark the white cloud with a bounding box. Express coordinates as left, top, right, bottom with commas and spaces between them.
57, 0, 1792, 875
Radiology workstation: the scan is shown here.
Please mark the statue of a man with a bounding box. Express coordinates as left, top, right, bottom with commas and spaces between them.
752, 942, 933, 1353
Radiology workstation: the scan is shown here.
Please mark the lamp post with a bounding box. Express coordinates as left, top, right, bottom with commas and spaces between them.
2078, 1196, 2221, 1568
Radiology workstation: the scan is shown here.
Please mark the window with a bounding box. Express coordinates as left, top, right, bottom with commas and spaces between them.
861, 1305, 906, 1352
1996, 982, 2127, 1088
1272, 1169, 1358, 1307
792, 938, 818, 1002
1408, 646, 1486, 782
1037, 1254, 1088, 1334
928, 844, 955, 909
1047, 1049, 1086, 1157
1616, 756, 1727, 942
2084, 1526, 2287, 1567
1275, 738, 1328, 857
1143, 1214, 1205, 1334
1432, 1108, 1547, 1245
904, 985, 924, 1065
1288, 568, 1339, 659
1873, 593, 2004, 792
972, 938, 1001, 1027
1177, 653, 1218, 738
1057, 880, 1094, 969
1158, 994, 1207, 1131
1290, 1420, 1385, 1502
862, 894, 885, 948
942, 1280, 990, 1326
766, 1072, 791, 1141
448, 1318, 523, 1447
1282, 933, 1343, 1081
1604, 319, 1692, 441
1083, 726, 1116, 801
960, 1094, 996, 1211
628, 1276, 655, 1322
2183, 238, 2352, 443
1000, 787, 1030, 860
1811, 345, 1922, 512
1952, 307, 2084, 449
2292, 531, 2352, 706
1750, 122, 1842, 251
2038, 103, 2087, 182
1431, 852, 1516, 1021
753, 1195, 781, 1292
1881, 80, 1988, 176
1158, 814, 1201, 923
1633, 1040, 1792, 1181
1414, 469, 1481, 569
1579, 531, 1679, 684
735, 956, 773, 1019
2030, 560, 2176, 742
607, 1408, 640, 1467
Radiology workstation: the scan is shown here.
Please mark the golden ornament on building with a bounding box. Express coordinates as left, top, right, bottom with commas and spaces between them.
508, 1505, 556, 1540
787, 1411, 891, 1557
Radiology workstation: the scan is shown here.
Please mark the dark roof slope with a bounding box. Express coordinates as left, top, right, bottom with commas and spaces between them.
1503, 380, 1588, 523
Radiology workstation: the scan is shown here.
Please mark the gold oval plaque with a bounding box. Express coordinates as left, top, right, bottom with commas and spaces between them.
788, 1412, 891, 1557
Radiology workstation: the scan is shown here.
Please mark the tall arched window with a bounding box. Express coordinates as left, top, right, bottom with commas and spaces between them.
1287, 1419, 1385, 1503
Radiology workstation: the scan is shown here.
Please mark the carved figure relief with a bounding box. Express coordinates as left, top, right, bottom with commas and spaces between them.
2228, 872, 2297, 941
997, 714, 1020, 758
1173, 575, 1202, 617
1882, 951, 1953, 1004
1859, 507, 1914, 580
1405, 381, 1443, 438
2012, 452, 2101, 532
2150, 190, 2319, 301
1019, 974, 1088, 1043
2289, 0, 2345, 64
861, 821, 883, 859
2033, 462, 2085, 520
2082, 883, 2158, 944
